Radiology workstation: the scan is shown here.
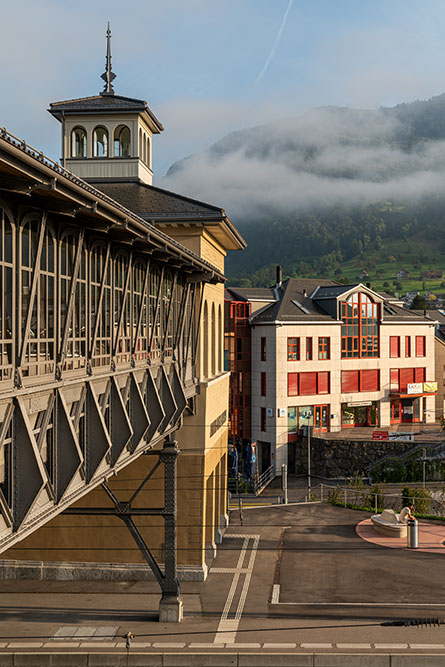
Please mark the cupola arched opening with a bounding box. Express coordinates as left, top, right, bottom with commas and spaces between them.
71, 127, 87, 158
114, 125, 131, 157
93, 126, 108, 157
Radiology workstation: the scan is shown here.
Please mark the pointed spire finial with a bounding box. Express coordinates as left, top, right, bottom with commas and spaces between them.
100, 22, 116, 95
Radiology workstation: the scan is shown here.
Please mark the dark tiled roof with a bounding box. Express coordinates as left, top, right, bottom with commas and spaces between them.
312, 284, 355, 299
50, 93, 146, 110
92, 180, 224, 220
242, 278, 433, 325
383, 304, 431, 321
252, 278, 340, 323
49, 94, 163, 131
226, 287, 276, 301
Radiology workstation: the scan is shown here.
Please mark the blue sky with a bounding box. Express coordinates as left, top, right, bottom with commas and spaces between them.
2, 0, 445, 177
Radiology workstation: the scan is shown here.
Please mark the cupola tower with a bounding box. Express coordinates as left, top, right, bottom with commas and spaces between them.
48, 23, 163, 185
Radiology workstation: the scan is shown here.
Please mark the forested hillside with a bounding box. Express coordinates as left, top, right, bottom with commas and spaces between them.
163, 93, 445, 288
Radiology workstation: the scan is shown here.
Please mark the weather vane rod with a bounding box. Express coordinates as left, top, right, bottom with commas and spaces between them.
101, 22, 116, 95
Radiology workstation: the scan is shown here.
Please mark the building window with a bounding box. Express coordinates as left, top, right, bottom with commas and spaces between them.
261, 372, 266, 396
71, 127, 87, 158
236, 337, 242, 360
341, 369, 380, 392
93, 126, 108, 157
261, 407, 266, 432
261, 337, 266, 361
405, 336, 411, 358
390, 367, 426, 393
318, 337, 330, 360
288, 372, 299, 396
415, 335, 426, 357
114, 125, 131, 157
341, 292, 379, 358
288, 337, 300, 360
288, 372, 330, 396
390, 336, 401, 358
306, 337, 312, 360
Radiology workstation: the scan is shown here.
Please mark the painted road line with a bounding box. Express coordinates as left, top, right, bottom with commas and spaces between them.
300, 643, 333, 649
211, 568, 250, 573
409, 644, 445, 649
263, 643, 297, 648
214, 534, 260, 644
374, 644, 409, 649
271, 584, 280, 604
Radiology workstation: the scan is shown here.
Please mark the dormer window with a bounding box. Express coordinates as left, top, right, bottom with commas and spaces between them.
93, 126, 108, 157
71, 127, 87, 157
114, 125, 130, 157
341, 292, 379, 358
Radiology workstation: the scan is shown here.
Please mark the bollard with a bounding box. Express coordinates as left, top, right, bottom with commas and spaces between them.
407, 518, 418, 549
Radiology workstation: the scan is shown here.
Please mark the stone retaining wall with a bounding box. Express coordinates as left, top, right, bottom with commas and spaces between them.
294, 436, 427, 478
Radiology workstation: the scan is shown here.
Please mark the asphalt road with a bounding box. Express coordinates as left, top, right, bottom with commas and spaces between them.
1, 502, 445, 657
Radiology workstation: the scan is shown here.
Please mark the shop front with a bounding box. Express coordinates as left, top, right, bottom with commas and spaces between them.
390, 382, 437, 424
341, 400, 378, 427
288, 404, 330, 434
390, 397, 422, 423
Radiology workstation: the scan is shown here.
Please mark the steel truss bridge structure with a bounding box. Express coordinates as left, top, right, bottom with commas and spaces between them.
0, 129, 223, 618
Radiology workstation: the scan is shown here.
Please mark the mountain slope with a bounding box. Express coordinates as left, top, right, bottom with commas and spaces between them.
162, 94, 445, 285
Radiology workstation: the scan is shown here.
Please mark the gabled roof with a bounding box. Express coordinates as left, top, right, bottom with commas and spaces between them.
92, 180, 246, 251
229, 277, 433, 325
49, 94, 163, 133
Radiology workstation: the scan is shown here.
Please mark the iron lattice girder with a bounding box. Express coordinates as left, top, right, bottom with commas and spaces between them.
0, 364, 188, 551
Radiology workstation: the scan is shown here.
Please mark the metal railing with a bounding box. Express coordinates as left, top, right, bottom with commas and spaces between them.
320, 483, 445, 517
227, 465, 276, 496
252, 465, 275, 495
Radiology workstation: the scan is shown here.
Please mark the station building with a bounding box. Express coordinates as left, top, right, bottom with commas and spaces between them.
0, 30, 245, 618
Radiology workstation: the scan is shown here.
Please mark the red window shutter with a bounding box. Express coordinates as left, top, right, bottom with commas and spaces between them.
390, 369, 399, 392
414, 367, 426, 382
341, 370, 359, 392
416, 336, 426, 357
288, 373, 299, 396
317, 371, 330, 394
390, 336, 400, 358
299, 372, 317, 395
400, 368, 414, 392
361, 369, 379, 392
405, 336, 411, 357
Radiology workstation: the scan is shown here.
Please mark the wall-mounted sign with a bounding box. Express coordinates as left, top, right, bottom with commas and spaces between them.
347, 401, 372, 407
278, 408, 287, 418
266, 408, 274, 417
424, 381, 438, 393
407, 383, 423, 395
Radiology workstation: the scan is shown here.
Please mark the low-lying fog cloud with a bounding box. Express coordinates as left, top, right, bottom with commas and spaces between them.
161, 105, 445, 219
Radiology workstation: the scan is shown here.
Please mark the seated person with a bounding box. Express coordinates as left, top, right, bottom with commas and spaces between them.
399, 503, 415, 524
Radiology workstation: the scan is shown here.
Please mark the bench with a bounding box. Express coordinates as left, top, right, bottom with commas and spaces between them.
371, 509, 407, 538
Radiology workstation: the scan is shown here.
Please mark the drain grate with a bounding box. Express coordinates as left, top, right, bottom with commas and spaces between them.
51, 626, 119, 641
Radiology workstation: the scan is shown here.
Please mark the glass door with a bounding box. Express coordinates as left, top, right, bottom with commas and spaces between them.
314, 405, 329, 432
